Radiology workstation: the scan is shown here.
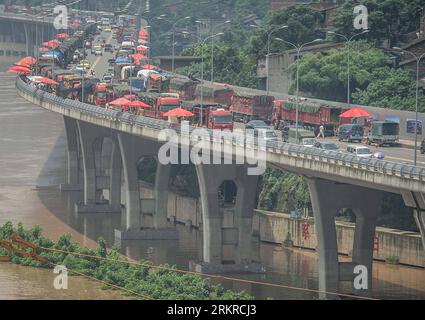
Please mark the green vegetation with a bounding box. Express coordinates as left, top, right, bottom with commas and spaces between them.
0, 222, 253, 300
331, 0, 424, 48
385, 255, 400, 264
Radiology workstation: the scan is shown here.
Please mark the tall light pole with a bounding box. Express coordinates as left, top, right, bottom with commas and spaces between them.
327, 30, 369, 107
210, 20, 230, 82
265, 25, 288, 95
279, 38, 324, 142
200, 32, 224, 126
392, 47, 425, 166
157, 16, 191, 73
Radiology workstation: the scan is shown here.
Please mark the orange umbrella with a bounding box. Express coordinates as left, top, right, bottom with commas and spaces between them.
109, 97, 131, 106
142, 64, 157, 70
125, 100, 151, 108
137, 47, 148, 53
163, 107, 194, 117
6, 66, 32, 73
36, 77, 58, 85
339, 108, 372, 118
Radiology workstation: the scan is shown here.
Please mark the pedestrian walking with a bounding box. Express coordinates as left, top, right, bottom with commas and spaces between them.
317, 124, 325, 139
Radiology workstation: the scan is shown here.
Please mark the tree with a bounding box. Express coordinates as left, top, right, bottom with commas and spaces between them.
249, 5, 324, 60
332, 0, 424, 48
293, 41, 387, 101
352, 67, 425, 112
176, 43, 258, 88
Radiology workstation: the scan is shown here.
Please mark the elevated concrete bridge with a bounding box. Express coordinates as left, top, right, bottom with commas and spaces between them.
16, 77, 425, 298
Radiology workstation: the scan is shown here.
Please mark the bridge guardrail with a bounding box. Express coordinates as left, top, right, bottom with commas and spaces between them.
16, 76, 425, 182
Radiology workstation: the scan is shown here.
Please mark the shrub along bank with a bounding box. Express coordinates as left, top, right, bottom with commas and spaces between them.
0, 222, 253, 300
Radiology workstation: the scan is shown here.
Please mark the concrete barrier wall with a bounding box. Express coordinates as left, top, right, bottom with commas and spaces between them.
137, 184, 424, 268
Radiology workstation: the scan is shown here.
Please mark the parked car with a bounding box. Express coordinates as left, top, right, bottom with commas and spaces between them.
245, 120, 269, 130
301, 138, 317, 148
338, 124, 363, 143
346, 145, 373, 158
421, 139, 425, 154
104, 44, 113, 53
314, 141, 339, 151
279, 125, 304, 142
102, 74, 113, 84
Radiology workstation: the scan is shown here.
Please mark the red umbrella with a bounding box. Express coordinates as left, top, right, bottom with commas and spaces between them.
339, 108, 372, 118
163, 107, 194, 118
109, 97, 131, 106
36, 77, 58, 85
137, 47, 148, 53
18, 56, 36, 65
125, 100, 151, 108
15, 61, 33, 67
6, 66, 32, 73
42, 40, 59, 48
130, 53, 147, 60
142, 64, 157, 70
56, 33, 70, 39
139, 30, 148, 36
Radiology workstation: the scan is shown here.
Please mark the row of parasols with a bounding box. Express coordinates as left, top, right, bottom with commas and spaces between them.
6, 56, 59, 85
108, 97, 194, 117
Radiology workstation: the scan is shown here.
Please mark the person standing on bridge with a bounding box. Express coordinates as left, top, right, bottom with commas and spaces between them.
317, 124, 325, 139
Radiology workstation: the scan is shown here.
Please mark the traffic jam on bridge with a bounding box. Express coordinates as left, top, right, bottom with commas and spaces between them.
2, 1, 425, 305
6, 9, 423, 164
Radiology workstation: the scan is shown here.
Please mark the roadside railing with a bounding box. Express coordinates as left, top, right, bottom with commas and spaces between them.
16, 77, 425, 182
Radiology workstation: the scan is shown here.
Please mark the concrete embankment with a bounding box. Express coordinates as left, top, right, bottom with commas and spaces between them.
131, 183, 425, 268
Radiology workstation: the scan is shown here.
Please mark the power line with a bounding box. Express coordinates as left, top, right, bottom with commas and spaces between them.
39, 246, 379, 300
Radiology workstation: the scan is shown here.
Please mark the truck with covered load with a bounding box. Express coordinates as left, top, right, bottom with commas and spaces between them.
138, 92, 181, 120
367, 121, 399, 146
230, 89, 274, 123
273, 99, 347, 136
168, 76, 199, 100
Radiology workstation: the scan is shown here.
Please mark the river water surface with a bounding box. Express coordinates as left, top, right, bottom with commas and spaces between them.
0, 67, 424, 300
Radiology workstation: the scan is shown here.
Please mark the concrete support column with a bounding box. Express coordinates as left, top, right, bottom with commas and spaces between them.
153, 163, 171, 229
75, 121, 119, 214
308, 178, 382, 298
109, 136, 122, 208
402, 191, 425, 255
234, 172, 259, 265
191, 164, 263, 274
60, 116, 82, 191
414, 210, 425, 254
114, 134, 176, 240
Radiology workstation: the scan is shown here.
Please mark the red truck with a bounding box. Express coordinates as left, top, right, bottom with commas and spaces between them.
139, 93, 182, 120
183, 102, 233, 130
168, 76, 200, 101
194, 83, 234, 106
272, 99, 348, 135
230, 89, 274, 123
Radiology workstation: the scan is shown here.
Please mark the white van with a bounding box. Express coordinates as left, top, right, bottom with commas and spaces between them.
346, 145, 373, 158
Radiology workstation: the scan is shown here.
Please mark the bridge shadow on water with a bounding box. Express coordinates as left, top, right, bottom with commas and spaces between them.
33, 129, 425, 300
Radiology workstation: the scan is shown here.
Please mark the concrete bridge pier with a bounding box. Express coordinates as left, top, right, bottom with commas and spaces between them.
401, 191, 425, 256
114, 134, 178, 240
60, 116, 82, 191
190, 164, 264, 274
308, 178, 382, 299
74, 120, 121, 214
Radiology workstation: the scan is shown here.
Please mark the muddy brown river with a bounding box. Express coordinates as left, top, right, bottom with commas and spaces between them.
0, 67, 424, 300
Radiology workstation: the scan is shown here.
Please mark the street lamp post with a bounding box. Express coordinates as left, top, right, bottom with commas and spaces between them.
392, 47, 425, 165
200, 32, 224, 126
265, 25, 288, 95
210, 20, 231, 82
278, 38, 323, 142
157, 16, 191, 73
327, 30, 369, 107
